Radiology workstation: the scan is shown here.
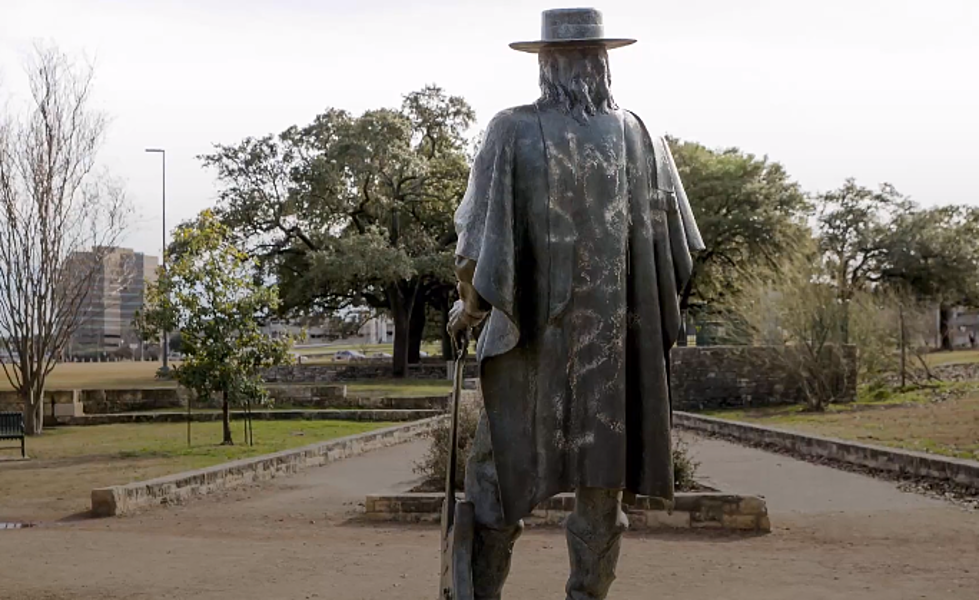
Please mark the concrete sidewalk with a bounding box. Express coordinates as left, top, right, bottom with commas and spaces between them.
682, 433, 942, 515
2, 431, 977, 600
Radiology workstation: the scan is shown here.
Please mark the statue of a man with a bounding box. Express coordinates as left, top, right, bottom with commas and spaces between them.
449, 8, 703, 599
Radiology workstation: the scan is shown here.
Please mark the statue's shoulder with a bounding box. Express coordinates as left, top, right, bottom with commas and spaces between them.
485, 105, 540, 137
620, 109, 657, 142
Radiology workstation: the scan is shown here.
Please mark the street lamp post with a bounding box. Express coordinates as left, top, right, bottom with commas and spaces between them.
145, 148, 168, 372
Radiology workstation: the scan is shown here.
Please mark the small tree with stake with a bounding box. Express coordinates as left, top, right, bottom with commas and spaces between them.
136, 210, 294, 445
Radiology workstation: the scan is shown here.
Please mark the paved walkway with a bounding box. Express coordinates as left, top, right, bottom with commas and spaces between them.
0, 434, 976, 599
682, 432, 942, 514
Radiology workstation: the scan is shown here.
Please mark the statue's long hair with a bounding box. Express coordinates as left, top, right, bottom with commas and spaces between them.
538, 45, 617, 122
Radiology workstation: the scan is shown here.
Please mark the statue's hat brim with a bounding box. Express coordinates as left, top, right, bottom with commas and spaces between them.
509, 38, 636, 53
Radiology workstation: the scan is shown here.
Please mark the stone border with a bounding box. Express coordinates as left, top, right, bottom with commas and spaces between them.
63, 409, 440, 427
91, 416, 445, 517
364, 492, 770, 532
674, 411, 979, 493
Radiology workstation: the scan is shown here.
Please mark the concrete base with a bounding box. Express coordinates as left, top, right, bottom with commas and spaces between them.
364, 492, 770, 533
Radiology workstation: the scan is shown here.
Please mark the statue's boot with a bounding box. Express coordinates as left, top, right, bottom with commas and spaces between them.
565, 488, 628, 600
472, 521, 523, 600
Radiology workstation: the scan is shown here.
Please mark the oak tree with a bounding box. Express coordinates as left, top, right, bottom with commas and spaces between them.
201, 86, 473, 376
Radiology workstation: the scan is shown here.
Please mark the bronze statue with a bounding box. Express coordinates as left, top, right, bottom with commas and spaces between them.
448, 8, 703, 599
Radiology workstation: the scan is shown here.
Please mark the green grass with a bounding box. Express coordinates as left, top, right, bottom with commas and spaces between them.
0, 419, 393, 520
25, 420, 392, 466
923, 349, 979, 367
345, 378, 452, 398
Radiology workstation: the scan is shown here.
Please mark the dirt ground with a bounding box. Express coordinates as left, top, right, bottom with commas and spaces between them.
1, 439, 977, 599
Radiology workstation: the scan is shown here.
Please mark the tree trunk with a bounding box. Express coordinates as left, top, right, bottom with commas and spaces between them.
221, 391, 234, 445
22, 393, 43, 436
408, 297, 427, 364
390, 286, 412, 378
440, 295, 452, 360
676, 311, 688, 347
939, 305, 953, 351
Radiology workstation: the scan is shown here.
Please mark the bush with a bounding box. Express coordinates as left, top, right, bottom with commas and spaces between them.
414, 403, 700, 493
413, 400, 480, 491
673, 437, 700, 492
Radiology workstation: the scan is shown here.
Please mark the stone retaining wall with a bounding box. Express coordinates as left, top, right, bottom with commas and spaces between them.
62, 409, 441, 427
81, 388, 196, 413
270, 394, 447, 411
264, 362, 477, 383
674, 411, 979, 492
91, 416, 445, 517
670, 345, 857, 411
365, 492, 770, 532
0, 390, 84, 420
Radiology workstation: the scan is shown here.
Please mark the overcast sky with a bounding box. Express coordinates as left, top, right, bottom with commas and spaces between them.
2, 0, 976, 258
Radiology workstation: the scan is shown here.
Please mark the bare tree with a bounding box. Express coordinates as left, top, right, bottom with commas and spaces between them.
0, 44, 131, 434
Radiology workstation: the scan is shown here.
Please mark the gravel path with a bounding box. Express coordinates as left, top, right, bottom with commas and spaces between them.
1, 436, 976, 599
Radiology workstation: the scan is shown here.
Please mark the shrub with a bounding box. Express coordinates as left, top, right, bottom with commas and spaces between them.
414, 403, 701, 493
673, 437, 700, 492
413, 400, 481, 491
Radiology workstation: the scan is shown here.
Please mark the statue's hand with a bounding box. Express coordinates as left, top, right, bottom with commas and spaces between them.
448, 300, 472, 336
449, 300, 483, 336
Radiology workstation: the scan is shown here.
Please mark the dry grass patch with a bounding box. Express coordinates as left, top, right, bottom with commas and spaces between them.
706, 385, 979, 461
0, 361, 172, 391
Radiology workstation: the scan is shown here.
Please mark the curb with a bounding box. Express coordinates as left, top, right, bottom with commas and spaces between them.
364, 492, 770, 532
63, 409, 441, 427
90, 416, 445, 517
674, 411, 979, 492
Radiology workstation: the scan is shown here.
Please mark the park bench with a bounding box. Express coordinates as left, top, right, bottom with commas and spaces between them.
0, 411, 25, 458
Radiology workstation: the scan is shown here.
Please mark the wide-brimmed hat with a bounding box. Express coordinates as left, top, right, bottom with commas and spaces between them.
510, 8, 636, 53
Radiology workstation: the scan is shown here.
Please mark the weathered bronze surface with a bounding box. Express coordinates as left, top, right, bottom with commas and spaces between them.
448, 8, 703, 599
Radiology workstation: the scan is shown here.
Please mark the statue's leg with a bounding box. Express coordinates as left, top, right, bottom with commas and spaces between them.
565, 487, 628, 600
465, 412, 523, 600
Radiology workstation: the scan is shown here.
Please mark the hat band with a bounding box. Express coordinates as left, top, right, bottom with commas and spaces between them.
544, 23, 605, 42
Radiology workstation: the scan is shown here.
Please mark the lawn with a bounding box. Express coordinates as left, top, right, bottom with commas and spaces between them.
345, 378, 452, 398
705, 383, 979, 461
0, 419, 393, 521
923, 349, 979, 367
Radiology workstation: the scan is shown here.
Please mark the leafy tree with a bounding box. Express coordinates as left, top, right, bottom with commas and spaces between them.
200, 85, 473, 376
136, 211, 294, 445
168, 332, 183, 354
815, 179, 908, 311
667, 138, 810, 315
881, 205, 979, 350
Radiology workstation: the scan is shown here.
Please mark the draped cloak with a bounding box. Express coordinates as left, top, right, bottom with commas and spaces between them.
454, 104, 704, 526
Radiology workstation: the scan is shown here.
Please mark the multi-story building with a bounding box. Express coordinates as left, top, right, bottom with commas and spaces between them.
69, 248, 158, 355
